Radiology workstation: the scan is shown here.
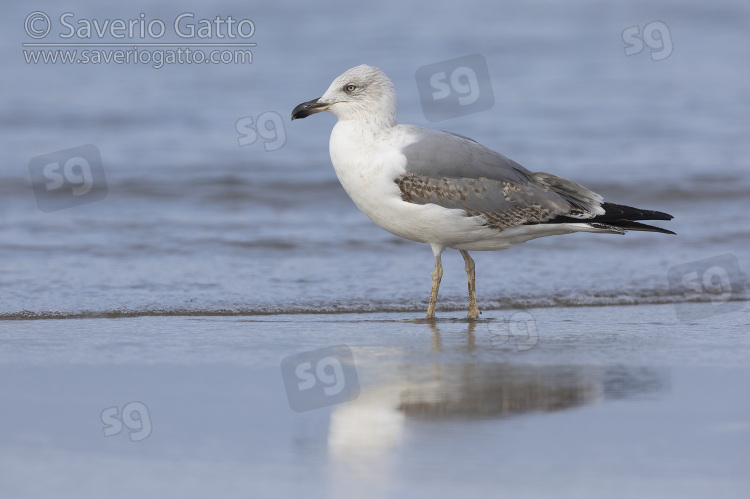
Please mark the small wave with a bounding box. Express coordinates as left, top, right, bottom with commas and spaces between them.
1, 291, 744, 321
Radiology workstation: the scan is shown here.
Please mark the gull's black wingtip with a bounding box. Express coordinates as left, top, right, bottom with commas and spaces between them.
611, 220, 676, 235
594, 203, 676, 235
592, 203, 676, 234
540, 202, 676, 234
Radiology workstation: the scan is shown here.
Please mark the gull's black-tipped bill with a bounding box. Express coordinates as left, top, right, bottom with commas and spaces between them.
291, 97, 327, 120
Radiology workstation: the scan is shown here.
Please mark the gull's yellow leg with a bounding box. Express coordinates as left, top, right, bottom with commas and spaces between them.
461, 250, 480, 319
426, 254, 443, 319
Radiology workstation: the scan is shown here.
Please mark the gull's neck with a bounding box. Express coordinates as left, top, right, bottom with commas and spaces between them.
331, 94, 398, 132
335, 111, 397, 133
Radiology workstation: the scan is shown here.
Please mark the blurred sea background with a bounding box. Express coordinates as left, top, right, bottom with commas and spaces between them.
1, 0, 748, 317
1, 0, 748, 497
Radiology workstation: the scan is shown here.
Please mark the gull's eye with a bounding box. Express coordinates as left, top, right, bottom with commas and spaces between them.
344, 84, 357, 93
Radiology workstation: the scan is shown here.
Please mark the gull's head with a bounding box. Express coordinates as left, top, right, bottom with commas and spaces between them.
291, 65, 397, 127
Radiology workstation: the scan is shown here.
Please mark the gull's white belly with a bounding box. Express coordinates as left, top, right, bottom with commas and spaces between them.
335, 164, 592, 250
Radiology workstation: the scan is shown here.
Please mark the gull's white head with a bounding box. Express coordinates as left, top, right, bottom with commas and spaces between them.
292, 65, 397, 127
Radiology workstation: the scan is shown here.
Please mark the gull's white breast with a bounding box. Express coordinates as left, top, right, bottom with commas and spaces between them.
327, 122, 502, 248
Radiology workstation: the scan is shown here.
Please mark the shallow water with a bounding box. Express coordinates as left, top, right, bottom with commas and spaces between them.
2, 0, 750, 318
1, 308, 749, 498
1, 0, 749, 496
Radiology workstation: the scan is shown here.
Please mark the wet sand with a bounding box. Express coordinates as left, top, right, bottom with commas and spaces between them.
1, 304, 748, 498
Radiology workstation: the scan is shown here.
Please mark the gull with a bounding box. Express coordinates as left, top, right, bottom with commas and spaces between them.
291, 65, 674, 319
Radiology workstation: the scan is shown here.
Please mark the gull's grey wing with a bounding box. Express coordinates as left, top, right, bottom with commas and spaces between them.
396, 127, 604, 231
399, 126, 534, 184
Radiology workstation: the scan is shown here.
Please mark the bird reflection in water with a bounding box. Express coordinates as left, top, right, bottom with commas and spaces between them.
323, 321, 667, 491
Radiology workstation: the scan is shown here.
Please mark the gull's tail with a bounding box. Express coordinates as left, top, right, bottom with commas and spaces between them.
550, 202, 675, 235
529, 172, 675, 235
